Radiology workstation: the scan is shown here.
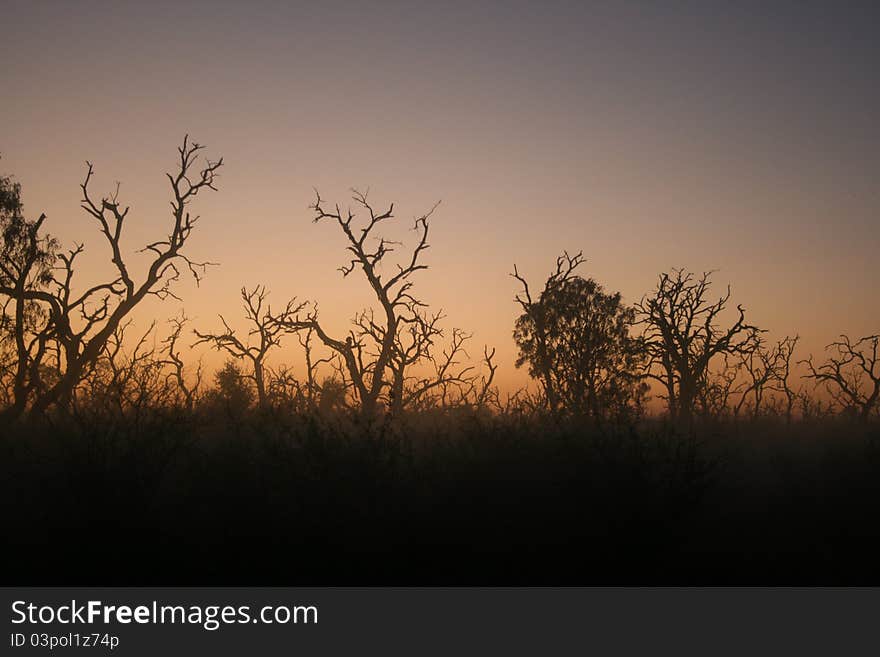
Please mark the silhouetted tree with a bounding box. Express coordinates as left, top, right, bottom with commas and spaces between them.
318, 376, 348, 414
95, 320, 171, 417
62, 318, 190, 434
206, 359, 254, 416
300, 189, 478, 420
635, 269, 761, 429
475, 346, 500, 411
0, 136, 222, 421
385, 312, 479, 413
160, 312, 202, 410
802, 334, 880, 421
295, 326, 335, 410
511, 252, 580, 415
770, 335, 799, 424
696, 354, 740, 421
732, 334, 803, 423
194, 285, 306, 407
0, 168, 58, 419
512, 252, 646, 423
733, 337, 792, 421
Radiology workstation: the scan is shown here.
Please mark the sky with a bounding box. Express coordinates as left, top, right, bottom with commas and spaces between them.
2, 0, 878, 391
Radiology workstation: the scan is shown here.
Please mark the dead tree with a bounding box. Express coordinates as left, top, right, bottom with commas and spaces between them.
801, 334, 880, 421
391, 319, 477, 412
474, 346, 499, 410
297, 326, 337, 410
635, 269, 761, 428
733, 337, 800, 422
796, 386, 834, 422
769, 335, 799, 424
160, 312, 202, 409
98, 320, 163, 415
301, 189, 440, 420
696, 354, 741, 420
194, 285, 307, 407
0, 136, 222, 421
63, 319, 174, 431
732, 337, 788, 421
385, 308, 444, 413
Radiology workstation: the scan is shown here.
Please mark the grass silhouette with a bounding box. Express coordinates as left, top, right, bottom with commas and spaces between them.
3, 404, 878, 584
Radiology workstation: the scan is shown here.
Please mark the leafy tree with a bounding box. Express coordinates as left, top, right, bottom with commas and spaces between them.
318, 376, 348, 414
0, 168, 58, 417
206, 360, 254, 415
513, 252, 646, 423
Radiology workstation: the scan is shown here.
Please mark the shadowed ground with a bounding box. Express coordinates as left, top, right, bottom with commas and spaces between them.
3, 411, 878, 584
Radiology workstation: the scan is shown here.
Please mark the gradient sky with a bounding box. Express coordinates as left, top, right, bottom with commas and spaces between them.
3, 1, 878, 390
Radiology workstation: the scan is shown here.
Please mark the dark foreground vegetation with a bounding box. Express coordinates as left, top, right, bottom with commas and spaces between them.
3, 408, 880, 584
3, 137, 880, 583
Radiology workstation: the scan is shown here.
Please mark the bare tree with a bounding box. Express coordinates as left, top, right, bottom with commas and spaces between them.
300, 189, 441, 420
64, 319, 182, 433
193, 285, 307, 407
160, 312, 202, 410
475, 346, 499, 410
0, 136, 222, 421
696, 354, 741, 421
297, 325, 337, 410
732, 337, 790, 421
770, 335, 799, 424
796, 386, 834, 422
801, 334, 880, 421
98, 320, 163, 415
375, 307, 481, 413
635, 269, 761, 429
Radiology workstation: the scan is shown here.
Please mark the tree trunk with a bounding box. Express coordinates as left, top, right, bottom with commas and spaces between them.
254, 362, 266, 407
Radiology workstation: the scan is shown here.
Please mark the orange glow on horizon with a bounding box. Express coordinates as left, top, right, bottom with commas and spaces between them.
3, 3, 877, 402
